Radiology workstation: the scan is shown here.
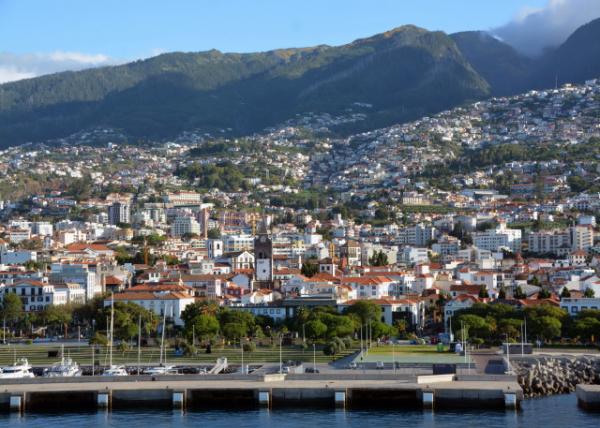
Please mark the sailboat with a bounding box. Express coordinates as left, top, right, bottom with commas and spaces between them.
102, 293, 128, 376
143, 307, 178, 375
43, 345, 82, 377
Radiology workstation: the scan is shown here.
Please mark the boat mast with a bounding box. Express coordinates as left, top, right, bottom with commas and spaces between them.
160, 308, 166, 365
109, 292, 114, 367
138, 314, 142, 375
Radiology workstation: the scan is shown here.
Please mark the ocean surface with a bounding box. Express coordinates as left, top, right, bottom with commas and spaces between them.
0, 393, 597, 427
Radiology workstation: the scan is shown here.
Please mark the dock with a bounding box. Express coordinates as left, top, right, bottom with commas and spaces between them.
0, 373, 522, 412
576, 384, 600, 410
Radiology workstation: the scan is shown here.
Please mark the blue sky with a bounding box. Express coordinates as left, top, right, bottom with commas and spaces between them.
0, 0, 549, 58
1, 0, 599, 83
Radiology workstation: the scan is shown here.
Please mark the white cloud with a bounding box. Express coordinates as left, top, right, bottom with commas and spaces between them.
0, 51, 120, 84
494, 0, 600, 57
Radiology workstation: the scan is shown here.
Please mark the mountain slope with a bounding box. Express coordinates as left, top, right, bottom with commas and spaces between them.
450, 31, 533, 96
533, 17, 600, 88
0, 26, 490, 146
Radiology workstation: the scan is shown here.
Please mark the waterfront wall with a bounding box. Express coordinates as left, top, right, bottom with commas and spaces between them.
512, 355, 600, 397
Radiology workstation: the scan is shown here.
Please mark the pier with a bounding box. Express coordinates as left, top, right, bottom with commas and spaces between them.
576, 384, 600, 410
0, 374, 522, 413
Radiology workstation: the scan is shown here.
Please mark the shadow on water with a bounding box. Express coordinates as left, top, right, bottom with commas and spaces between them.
0, 394, 599, 428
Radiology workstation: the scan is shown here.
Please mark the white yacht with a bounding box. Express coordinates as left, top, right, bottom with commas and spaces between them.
102, 365, 128, 376
143, 364, 178, 376
43, 357, 82, 377
0, 358, 35, 379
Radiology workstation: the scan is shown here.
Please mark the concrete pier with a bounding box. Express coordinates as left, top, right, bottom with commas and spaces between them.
576, 384, 600, 410
0, 375, 522, 412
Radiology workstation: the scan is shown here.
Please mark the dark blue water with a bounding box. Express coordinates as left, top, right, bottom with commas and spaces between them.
0, 394, 597, 427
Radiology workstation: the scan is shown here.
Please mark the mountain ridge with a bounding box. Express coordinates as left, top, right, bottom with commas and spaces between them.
1, 20, 600, 146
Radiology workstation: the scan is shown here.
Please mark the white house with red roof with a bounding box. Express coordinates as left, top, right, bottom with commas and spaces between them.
104, 291, 195, 326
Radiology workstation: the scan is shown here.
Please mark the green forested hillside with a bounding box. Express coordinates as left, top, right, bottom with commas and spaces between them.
0, 26, 489, 146
1, 19, 600, 147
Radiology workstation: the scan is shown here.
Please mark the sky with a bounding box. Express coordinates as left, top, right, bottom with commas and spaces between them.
0, 0, 599, 83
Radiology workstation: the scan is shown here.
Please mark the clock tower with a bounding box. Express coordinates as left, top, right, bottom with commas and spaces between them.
254, 220, 273, 289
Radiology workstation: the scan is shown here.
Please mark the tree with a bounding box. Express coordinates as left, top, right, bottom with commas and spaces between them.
584, 288, 596, 298
498, 286, 507, 299
538, 288, 552, 299
560, 287, 571, 298
573, 317, 600, 342
301, 262, 319, 278
369, 250, 389, 267
41, 304, 73, 335
513, 286, 526, 299
345, 301, 382, 324
222, 322, 247, 340
497, 318, 522, 340
454, 314, 494, 340
478, 286, 489, 298
305, 319, 327, 340
186, 314, 219, 341
1, 293, 23, 326
207, 228, 221, 239
529, 316, 561, 342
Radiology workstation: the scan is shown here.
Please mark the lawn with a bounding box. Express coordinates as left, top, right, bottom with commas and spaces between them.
353, 344, 471, 364
0, 343, 358, 366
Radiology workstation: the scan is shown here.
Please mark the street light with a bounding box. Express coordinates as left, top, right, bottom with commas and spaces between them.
279, 334, 283, 374
241, 337, 245, 375
313, 343, 316, 373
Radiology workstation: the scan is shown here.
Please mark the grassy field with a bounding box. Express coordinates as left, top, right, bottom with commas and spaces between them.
0, 343, 357, 366
354, 344, 471, 364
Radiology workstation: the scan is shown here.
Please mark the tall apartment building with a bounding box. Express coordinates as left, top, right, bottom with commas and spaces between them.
571, 225, 594, 251
108, 202, 131, 225
171, 216, 201, 237
473, 222, 522, 252
527, 230, 571, 256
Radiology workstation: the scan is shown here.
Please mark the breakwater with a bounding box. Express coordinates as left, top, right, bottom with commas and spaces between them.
512, 355, 600, 397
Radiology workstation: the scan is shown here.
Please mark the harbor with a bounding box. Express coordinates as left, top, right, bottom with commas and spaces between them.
0, 373, 521, 413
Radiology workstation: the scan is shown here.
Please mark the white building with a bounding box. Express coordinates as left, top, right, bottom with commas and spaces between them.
105, 291, 195, 326
473, 222, 521, 252
571, 225, 594, 251
560, 297, 600, 316
171, 216, 201, 237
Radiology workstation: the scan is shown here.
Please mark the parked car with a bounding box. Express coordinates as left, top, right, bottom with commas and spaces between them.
305, 367, 320, 373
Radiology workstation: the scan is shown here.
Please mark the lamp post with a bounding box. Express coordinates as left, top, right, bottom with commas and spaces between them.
279, 334, 283, 374
241, 337, 245, 375
313, 343, 316, 373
